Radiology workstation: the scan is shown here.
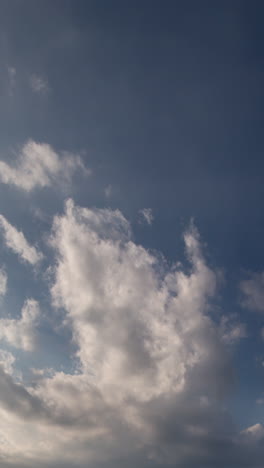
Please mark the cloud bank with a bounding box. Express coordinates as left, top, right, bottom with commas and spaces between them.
0, 200, 260, 468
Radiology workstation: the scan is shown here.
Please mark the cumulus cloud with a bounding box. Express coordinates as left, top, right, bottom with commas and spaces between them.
0, 299, 40, 351
138, 207, 154, 225
0, 201, 260, 467
240, 272, 264, 312
0, 268, 7, 296
0, 140, 90, 192
0, 214, 43, 264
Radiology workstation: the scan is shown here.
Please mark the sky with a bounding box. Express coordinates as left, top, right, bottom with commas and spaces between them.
0, 1, 264, 467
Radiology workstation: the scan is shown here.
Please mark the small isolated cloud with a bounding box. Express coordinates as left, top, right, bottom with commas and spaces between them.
0, 299, 39, 351
0, 268, 7, 296
29, 74, 49, 94
104, 184, 113, 198
138, 207, 154, 225
0, 139, 90, 192
240, 272, 264, 312
0, 214, 43, 265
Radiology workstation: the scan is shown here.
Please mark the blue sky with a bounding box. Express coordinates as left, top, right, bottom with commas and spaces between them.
0, 2, 264, 467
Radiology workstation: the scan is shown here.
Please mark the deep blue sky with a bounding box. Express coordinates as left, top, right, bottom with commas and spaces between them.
1, 0, 264, 271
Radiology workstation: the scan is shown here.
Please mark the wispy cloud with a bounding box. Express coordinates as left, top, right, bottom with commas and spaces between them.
240, 272, 264, 312
104, 184, 113, 198
138, 207, 154, 225
0, 140, 90, 192
29, 74, 49, 94
0, 214, 43, 265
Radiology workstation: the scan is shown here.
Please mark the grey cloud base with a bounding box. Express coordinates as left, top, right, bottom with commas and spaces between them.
0, 200, 262, 468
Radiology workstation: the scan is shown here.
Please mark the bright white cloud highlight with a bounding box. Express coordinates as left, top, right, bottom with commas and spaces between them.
0, 214, 43, 264
0, 299, 40, 351
0, 140, 89, 192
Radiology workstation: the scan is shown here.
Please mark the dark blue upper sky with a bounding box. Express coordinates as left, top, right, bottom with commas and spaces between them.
1, 0, 264, 272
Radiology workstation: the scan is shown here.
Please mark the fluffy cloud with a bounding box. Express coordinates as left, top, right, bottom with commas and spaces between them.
0, 201, 260, 468
0, 214, 43, 264
240, 272, 264, 312
0, 299, 40, 351
0, 140, 89, 192
0, 268, 7, 296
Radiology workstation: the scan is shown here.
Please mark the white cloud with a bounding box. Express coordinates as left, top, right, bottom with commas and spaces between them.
240, 272, 264, 312
30, 74, 49, 94
0, 299, 40, 351
0, 268, 7, 296
0, 201, 260, 468
0, 349, 15, 375
138, 207, 154, 225
0, 214, 43, 264
0, 140, 90, 192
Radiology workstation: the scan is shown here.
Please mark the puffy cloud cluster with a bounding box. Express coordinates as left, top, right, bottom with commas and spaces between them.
0, 200, 261, 468
0, 140, 89, 192
0, 214, 43, 265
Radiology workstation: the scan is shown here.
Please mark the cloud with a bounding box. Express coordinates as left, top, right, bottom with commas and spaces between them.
219, 315, 247, 344
0, 268, 7, 296
0, 299, 40, 351
30, 74, 49, 94
0, 349, 15, 375
0, 201, 261, 467
104, 184, 113, 198
138, 208, 154, 225
0, 214, 43, 264
240, 272, 264, 312
0, 140, 90, 192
